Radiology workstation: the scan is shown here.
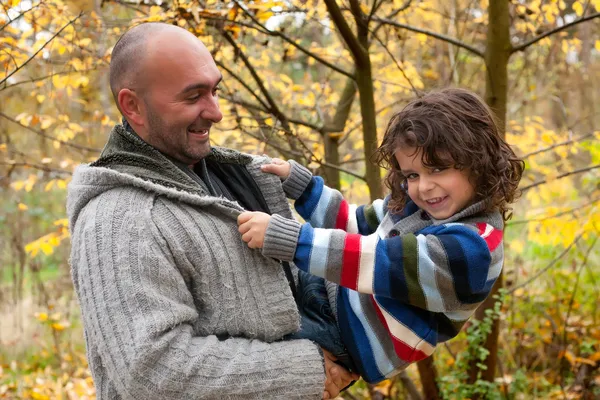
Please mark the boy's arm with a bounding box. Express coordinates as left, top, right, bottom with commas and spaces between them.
283, 161, 387, 235
264, 216, 502, 313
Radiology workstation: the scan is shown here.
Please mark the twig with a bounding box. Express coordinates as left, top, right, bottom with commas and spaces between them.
521, 132, 597, 159
231, 0, 354, 79
370, 30, 421, 96
520, 164, 600, 192
508, 197, 600, 226
511, 12, 600, 53
0, 161, 72, 175
507, 233, 583, 294
0, 12, 83, 88
371, 16, 484, 58
0, 112, 101, 152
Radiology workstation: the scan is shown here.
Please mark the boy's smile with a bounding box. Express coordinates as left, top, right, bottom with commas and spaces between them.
395, 147, 476, 220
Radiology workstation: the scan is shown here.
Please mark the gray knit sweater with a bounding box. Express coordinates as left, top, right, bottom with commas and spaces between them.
67, 125, 325, 399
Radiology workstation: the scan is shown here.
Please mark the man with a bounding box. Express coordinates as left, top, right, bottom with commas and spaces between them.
67, 23, 356, 399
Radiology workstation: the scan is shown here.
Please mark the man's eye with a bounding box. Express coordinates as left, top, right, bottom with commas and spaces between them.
212, 86, 221, 96
187, 94, 201, 101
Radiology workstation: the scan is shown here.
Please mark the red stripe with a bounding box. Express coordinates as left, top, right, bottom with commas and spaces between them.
477, 223, 503, 252
340, 234, 361, 290
335, 200, 350, 230
370, 297, 429, 362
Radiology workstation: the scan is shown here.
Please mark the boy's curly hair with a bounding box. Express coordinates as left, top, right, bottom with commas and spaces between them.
372, 88, 525, 221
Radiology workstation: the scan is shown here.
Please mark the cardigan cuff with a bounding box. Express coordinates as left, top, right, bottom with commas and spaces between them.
263, 214, 302, 262
282, 160, 313, 200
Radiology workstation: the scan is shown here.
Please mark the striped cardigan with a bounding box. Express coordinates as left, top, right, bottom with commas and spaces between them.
262, 161, 504, 383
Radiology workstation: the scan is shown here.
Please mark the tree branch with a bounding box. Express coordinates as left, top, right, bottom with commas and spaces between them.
520, 164, 600, 192
371, 30, 421, 96
0, 112, 101, 153
507, 232, 583, 295
231, 0, 354, 79
371, 16, 484, 58
508, 197, 600, 226
1, 67, 99, 91
521, 132, 597, 159
0, 161, 72, 175
0, 12, 83, 88
0, 2, 41, 32
219, 29, 291, 130
511, 12, 600, 53
215, 61, 270, 110
324, 0, 368, 65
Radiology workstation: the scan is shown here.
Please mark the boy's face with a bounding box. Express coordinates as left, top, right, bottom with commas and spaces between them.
395, 147, 476, 220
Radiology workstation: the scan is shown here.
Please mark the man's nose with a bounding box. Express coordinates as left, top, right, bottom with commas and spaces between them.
202, 96, 223, 123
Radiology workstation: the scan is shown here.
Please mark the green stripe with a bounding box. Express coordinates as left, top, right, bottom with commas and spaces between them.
364, 204, 380, 231
402, 234, 427, 309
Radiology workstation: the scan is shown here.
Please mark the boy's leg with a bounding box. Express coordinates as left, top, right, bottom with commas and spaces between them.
286, 270, 358, 373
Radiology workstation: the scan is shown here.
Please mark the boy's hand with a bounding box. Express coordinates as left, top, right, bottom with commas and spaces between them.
237, 211, 272, 249
260, 158, 291, 180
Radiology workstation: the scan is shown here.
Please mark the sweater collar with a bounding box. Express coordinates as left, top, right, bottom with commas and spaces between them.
90, 123, 253, 196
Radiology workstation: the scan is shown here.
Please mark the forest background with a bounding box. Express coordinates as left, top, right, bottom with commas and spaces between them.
1, 0, 599, 399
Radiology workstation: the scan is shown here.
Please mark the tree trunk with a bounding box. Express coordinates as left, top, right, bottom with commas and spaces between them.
417, 356, 441, 400
467, 0, 511, 392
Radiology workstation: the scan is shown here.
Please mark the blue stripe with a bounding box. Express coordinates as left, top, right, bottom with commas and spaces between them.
337, 289, 384, 382
294, 224, 314, 273
356, 205, 371, 234
376, 296, 437, 346
295, 177, 323, 220
310, 184, 333, 227
386, 237, 409, 302
373, 237, 392, 298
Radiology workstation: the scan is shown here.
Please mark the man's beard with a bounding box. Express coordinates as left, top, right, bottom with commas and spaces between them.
145, 103, 211, 163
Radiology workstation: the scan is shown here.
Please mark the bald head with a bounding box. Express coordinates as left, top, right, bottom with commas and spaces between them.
109, 23, 208, 112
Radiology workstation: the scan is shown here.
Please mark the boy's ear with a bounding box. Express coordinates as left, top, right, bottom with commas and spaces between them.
117, 88, 144, 127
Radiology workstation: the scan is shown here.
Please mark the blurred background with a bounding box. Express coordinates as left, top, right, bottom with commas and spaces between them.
1, 0, 599, 398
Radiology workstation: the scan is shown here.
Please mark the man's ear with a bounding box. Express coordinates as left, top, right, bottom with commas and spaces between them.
117, 88, 144, 127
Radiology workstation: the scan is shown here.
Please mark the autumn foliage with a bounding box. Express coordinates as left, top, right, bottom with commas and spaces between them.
1, 0, 599, 399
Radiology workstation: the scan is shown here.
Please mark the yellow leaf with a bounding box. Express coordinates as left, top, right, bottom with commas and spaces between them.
17, 203, 28, 211
573, 1, 584, 16
56, 179, 67, 189
35, 312, 48, 322
51, 322, 66, 331
0, 143, 6, 151
36, 94, 46, 103
595, 40, 600, 52
45, 180, 56, 191
78, 38, 91, 47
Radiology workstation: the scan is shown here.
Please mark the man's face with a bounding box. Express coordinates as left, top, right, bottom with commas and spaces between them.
139, 35, 223, 165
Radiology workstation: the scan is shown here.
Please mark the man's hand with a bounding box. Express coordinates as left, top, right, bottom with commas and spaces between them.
260, 158, 292, 180
237, 211, 271, 249
322, 349, 359, 400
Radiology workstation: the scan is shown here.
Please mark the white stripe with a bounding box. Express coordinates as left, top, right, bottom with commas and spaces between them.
481, 223, 493, 238
310, 186, 333, 227
444, 308, 476, 321
357, 234, 378, 294
347, 204, 359, 233
348, 291, 395, 375
309, 229, 331, 278
372, 199, 385, 222
487, 259, 502, 281
416, 235, 445, 312
374, 298, 436, 354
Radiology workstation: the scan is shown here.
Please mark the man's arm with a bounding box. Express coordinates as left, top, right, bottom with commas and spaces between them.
71, 197, 327, 399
